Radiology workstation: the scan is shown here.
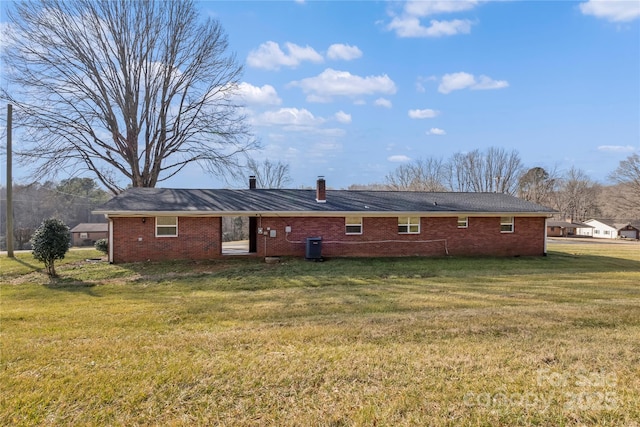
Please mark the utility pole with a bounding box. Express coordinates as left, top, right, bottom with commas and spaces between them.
6, 104, 14, 257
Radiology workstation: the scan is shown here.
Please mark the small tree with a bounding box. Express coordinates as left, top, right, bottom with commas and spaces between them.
31, 218, 71, 277
94, 239, 109, 254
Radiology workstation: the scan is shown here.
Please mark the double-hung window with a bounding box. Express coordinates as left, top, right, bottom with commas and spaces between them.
398, 216, 420, 234
156, 216, 178, 237
500, 216, 514, 233
345, 217, 362, 235
457, 216, 468, 228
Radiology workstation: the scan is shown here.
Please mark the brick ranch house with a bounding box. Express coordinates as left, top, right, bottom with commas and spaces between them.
69, 223, 108, 247
94, 177, 556, 264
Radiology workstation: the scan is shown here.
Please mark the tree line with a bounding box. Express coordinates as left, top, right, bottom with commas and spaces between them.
351, 149, 640, 223
2, 152, 638, 249
0, 178, 110, 250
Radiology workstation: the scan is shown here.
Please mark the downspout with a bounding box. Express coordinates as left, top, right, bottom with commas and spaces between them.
108, 217, 114, 263
543, 217, 548, 256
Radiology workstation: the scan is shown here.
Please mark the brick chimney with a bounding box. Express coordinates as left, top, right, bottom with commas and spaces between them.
249, 175, 256, 189
316, 176, 326, 203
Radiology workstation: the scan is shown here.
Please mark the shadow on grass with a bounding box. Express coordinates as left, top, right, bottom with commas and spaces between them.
106, 250, 640, 289
545, 251, 640, 273
12, 257, 41, 272
44, 276, 102, 297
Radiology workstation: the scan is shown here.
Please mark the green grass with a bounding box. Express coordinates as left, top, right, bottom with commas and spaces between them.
1, 242, 639, 425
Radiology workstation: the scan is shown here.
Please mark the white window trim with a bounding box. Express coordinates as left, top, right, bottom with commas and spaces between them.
398, 216, 420, 234
457, 216, 468, 229
80, 232, 88, 239
156, 216, 178, 237
500, 216, 514, 233
345, 217, 363, 235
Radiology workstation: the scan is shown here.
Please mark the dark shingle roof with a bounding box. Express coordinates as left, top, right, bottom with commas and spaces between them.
547, 221, 593, 228
70, 223, 108, 233
94, 188, 556, 215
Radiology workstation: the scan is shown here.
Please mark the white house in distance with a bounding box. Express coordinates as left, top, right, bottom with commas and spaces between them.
576, 219, 640, 240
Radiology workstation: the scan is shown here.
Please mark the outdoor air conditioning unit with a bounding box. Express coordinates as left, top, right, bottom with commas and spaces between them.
305, 237, 323, 261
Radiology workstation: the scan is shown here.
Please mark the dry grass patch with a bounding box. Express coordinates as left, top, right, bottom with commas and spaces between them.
1, 242, 639, 425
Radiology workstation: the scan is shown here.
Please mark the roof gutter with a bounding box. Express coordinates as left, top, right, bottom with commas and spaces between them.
96, 210, 555, 218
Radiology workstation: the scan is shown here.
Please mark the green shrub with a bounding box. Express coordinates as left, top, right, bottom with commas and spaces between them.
31, 218, 71, 277
95, 238, 109, 254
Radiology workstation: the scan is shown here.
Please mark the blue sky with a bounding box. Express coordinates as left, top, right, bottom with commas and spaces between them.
178, 0, 638, 189
2, 1, 639, 190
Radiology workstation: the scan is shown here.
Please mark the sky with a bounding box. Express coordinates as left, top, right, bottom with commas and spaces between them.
2, 0, 640, 190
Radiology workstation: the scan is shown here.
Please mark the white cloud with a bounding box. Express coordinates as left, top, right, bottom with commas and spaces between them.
438, 72, 509, 94
254, 108, 325, 127
438, 72, 476, 93
427, 128, 446, 135
415, 75, 438, 93
335, 110, 352, 124
374, 98, 393, 108
404, 0, 481, 16
388, 155, 412, 162
327, 43, 363, 61
289, 68, 397, 102
386, 0, 480, 38
408, 108, 440, 119
247, 41, 323, 70
473, 75, 510, 90
580, 0, 640, 22
388, 17, 473, 38
597, 145, 637, 152
235, 82, 282, 105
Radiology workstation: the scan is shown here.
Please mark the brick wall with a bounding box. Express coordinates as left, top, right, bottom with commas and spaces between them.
72, 231, 108, 246
256, 216, 546, 258
111, 217, 222, 263
110, 215, 546, 262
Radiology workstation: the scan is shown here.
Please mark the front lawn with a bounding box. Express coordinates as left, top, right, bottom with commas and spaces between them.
1, 243, 639, 425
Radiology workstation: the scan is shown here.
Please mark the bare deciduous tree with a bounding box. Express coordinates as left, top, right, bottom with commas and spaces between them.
385, 158, 448, 191
246, 159, 292, 189
2, 0, 256, 193
608, 153, 640, 218
445, 147, 523, 195
552, 167, 601, 221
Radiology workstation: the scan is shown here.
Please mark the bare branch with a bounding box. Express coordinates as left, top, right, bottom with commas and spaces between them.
246, 158, 292, 189
2, 0, 257, 192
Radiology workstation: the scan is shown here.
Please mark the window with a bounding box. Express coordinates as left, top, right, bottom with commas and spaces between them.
604, 230, 610, 235
398, 216, 420, 234
594, 229, 600, 235
156, 216, 178, 237
457, 216, 468, 228
500, 216, 514, 233
345, 217, 362, 235
80, 232, 88, 239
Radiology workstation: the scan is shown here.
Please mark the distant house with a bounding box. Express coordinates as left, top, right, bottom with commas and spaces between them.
576, 219, 640, 240
546, 220, 593, 237
93, 177, 556, 264
69, 223, 108, 246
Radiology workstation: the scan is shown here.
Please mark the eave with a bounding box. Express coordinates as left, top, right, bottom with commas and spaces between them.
96, 210, 555, 218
